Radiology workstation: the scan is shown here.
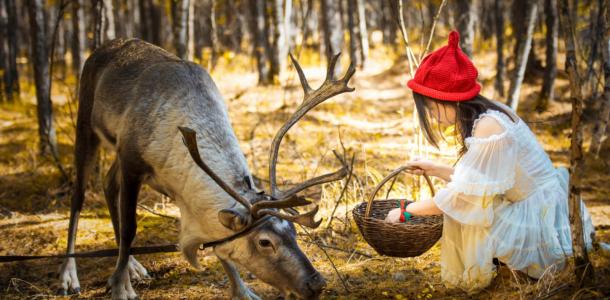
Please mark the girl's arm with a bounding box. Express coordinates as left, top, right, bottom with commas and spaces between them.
385, 198, 442, 222
405, 199, 442, 215
405, 159, 454, 182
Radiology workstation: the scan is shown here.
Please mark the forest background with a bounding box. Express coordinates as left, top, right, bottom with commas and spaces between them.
0, 0, 609, 298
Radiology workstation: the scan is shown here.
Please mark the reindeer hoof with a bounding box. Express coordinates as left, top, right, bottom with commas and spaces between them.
56, 286, 80, 296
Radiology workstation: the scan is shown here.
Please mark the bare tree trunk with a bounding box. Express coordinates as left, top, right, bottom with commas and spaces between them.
93, 0, 115, 48
321, 0, 343, 77
209, 0, 218, 67
270, 0, 286, 83
102, 0, 115, 42
249, 0, 271, 85
538, 0, 559, 112
28, 0, 59, 156
173, 0, 189, 60
456, 0, 478, 57
0, 0, 8, 102
589, 0, 609, 157
380, 0, 396, 45
71, 0, 86, 77
187, 0, 194, 59
5, 0, 18, 98
494, 0, 505, 98
507, 1, 538, 111
1, 0, 19, 101
558, 0, 594, 285
356, 0, 368, 68
284, 0, 293, 53
346, 0, 361, 68
125, 0, 139, 38
139, 0, 152, 42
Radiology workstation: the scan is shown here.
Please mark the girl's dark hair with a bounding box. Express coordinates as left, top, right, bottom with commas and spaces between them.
413, 92, 515, 156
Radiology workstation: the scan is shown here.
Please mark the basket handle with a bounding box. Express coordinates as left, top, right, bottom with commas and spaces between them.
365, 166, 436, 217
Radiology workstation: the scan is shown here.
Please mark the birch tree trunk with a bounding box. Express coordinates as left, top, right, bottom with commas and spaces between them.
456, 0, 478, 57
356, 0, 368, 68
249, 0, 271, 85
0, 0, 8, 102
538, 0, 559, 111
3, 0, 18, 100
71, 0, 86, 77
589, 0, 610, 157
494, 0, 505, 98
558, 0, 594, 285
507, 1, 538, 111
270, 0, 286, 83
346, 0, 361, 68
321, 0, 343, 77
173, 0, 189, 60
28, 0, 59, 156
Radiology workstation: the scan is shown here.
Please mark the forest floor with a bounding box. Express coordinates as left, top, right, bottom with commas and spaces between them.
0, 46, 609, 299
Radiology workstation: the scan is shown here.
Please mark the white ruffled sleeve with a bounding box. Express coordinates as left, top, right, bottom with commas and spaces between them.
433, 130, 518, 227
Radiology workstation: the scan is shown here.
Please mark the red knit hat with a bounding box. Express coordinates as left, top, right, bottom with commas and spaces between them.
407, 31, 481, 101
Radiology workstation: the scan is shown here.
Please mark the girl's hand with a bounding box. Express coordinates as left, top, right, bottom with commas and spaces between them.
405, 158, 453, 182
385, 208, 403, 223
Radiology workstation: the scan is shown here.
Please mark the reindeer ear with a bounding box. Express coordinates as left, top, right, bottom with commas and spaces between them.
218, 208, 252, 231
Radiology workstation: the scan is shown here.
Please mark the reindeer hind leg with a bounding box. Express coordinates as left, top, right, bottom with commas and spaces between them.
58, 127, 100, 295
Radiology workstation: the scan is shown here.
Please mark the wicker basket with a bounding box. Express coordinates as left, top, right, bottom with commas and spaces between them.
352, 166, 443, 257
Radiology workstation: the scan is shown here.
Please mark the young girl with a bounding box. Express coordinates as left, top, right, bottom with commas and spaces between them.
385, 31, 595, 292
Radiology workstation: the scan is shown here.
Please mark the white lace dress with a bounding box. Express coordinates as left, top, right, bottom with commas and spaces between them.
433, 109, 595, 292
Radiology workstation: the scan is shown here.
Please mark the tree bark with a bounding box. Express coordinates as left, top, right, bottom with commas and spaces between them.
538, 0, 559, 112
71, 0, 86, 77
270, 0, 286, 83
494, 0, 505, 98
173, 0, 190, 60
249, 0, 271, 85
125, 0, 139, 38
380, 0, 396, 45
589, 0, 609, 157
456, 0, 478, 57
93, 0, 115, 48
139, 0, 152, 42
28, 0, 59, 156
356, 0, 368, 68
346, 0, 361, 68
321, 0, 343, 77
5, 0, 18, 98
0, 0, 8, 102
558, 0, 594, 285
507, 1, 538, 111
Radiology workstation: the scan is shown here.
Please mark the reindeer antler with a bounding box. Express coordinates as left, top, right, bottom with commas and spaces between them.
178, 126, 252, 210
268, 53, 355, 198
178, 53, 355, 229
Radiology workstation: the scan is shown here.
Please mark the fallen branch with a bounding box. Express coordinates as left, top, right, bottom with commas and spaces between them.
299, 238, 372, 258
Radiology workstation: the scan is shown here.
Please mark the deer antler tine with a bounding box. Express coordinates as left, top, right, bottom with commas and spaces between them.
325, 52, 342, 82
178, 126, 252, 209
258, 205, 322, 228
289, 53, 313, 96
341, 61, 356, 92
282, 165, 348, 197
251, 195, 311, 218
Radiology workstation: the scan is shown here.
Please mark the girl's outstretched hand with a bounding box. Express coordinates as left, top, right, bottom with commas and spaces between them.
405, 158, 453, 182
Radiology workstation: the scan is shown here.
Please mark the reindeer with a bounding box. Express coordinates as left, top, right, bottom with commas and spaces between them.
57, 38, 354, 300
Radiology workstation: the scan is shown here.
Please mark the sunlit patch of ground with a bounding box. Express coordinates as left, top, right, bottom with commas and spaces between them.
1, 45, 609, 299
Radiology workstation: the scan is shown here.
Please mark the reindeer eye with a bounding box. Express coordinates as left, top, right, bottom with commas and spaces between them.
258, 239, 272, 247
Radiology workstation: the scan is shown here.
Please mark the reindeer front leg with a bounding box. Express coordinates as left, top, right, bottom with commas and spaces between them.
218, 257, 261, 300
108, 162, 142, 300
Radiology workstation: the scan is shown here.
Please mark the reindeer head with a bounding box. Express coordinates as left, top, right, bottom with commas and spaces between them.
178, 53, 354, 299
